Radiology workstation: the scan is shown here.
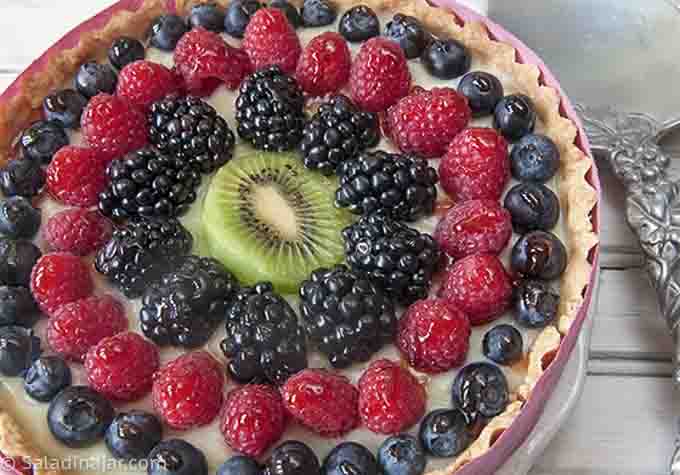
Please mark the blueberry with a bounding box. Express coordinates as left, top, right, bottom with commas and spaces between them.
264, 441, 319, 475
339, 5, 379, 42
43, 89, 88, 129
421, 39, 470, 80
452, 362, 509, 420
108, 37, 146, 70
419, 409, 472, 457
301, 0, 337, 27
189, 2, 226, 32
385, 14, 430, 59
378, 435, 426, 475
511, 230, 567, 280
24, 356, 71, 402
457, 71, 503, 117
48, 386, 114, 448
149, 15, 189, 51
105, 411, 163, 461
0, 326, 40, 377
515, 279, 559, 328
0, 238, 42, 287
510, 133, 560, 183
271, 0, 303, 29
503, 183, 560, 233
322, 442, 379, 475
74, 62, 118, 98
482, 324, 523, 365
494, 94, 536, 141
148, 439, 208, 475
219, 455, 261, 475
0, 196, 41, 239
224, 0, 262, 38
0, 158, 45, 198
0, 286, 38, 327
20, 120, 69, 164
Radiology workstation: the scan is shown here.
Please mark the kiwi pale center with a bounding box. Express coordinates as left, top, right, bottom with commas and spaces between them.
252, 185, 299, 240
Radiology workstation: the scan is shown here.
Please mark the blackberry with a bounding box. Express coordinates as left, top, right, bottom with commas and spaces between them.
221, 282, 307, 385
95, 218, 192, 298
299, 265, 395, 368
140, 256, 239, 348
300, 95, 379, 176
98, 147, 201, 221
235, 66, 305, 151
149, 96, 236, 174
336, 152, 438, 221
343, 214, 442, 305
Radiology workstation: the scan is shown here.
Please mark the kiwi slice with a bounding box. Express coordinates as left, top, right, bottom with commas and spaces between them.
202, 150, 353, 294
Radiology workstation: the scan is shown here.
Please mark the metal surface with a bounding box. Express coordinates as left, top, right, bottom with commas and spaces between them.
577, 104, 680, 475
488, 1, 680, 472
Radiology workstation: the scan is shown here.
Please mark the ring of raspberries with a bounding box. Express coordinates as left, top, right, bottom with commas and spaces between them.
0, 2, 574, 475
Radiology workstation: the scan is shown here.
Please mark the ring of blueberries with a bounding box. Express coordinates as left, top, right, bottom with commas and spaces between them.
0, 2, 572, 475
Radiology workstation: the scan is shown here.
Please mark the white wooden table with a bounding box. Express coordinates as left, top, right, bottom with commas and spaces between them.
2, 2, 678, 474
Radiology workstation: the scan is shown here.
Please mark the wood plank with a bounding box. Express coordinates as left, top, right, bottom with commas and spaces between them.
590, 268, 672, 361
531, 374, 680, 475
588, 359, 674, 377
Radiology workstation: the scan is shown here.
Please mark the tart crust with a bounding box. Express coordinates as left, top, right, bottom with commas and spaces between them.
0, 1, 599, 474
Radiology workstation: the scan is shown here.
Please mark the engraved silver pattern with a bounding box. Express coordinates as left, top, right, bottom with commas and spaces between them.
577, 104, 680, 474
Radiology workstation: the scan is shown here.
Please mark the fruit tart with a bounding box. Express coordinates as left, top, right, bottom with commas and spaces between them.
0, 0, 600, 474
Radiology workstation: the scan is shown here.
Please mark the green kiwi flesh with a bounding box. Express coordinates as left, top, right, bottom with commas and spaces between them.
202, 150, 353, 294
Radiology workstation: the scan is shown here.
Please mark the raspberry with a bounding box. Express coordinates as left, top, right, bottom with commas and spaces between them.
84, 331, 159, 401
81, 93, 148, 159
350, 37, 411, 112
439, 254, 513, 326
386, 88, 471, 158
30, 252, 94, 316
116, 60, 181, 111
44, 208, 113, 256
358, 359, 426, 434
174, 28, 252, 96
439, 127, 510, 201
396, 299, 470, 374
281, 369, 359, 437
220, 385, 286, 457
152, 351, 224, 430
0, 454, 33, 475
45, 146, 111, 207
296, 32, 351, 96
243, 8, 302, 75
434, 199, 512, 259
47, 294, 128, 362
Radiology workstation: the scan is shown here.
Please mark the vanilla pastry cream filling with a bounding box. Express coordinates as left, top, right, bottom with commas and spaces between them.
0, 11, 569, 475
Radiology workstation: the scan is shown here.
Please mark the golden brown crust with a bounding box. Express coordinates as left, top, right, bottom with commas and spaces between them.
518, 327, 562, 401
0, 410, 61, 475
0, 0, 598, 474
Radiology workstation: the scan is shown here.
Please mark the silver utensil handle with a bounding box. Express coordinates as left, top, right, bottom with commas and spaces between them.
576, 105, 680, 474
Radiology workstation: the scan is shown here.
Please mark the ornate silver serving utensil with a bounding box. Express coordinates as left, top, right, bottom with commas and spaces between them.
577, 105, 680, 474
